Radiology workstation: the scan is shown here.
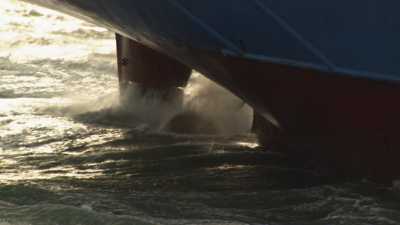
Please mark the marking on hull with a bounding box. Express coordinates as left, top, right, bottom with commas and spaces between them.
253, 0, 337, 71
167, 0, 243, 54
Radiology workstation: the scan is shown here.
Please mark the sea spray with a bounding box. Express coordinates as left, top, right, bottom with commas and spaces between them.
181, 72, 253, 135
1, 2, 400, 225
47, 72, 254, 135
2, 0, 253, 135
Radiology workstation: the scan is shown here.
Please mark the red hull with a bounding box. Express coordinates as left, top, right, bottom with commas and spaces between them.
191, 51, 400, 181
24, 0, 400, 181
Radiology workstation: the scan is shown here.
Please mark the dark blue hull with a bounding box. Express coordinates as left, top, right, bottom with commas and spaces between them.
23, 0, 400, 180
24, 0, 400, 82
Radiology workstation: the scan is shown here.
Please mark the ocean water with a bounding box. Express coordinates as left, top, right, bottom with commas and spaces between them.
1, 1, 400, 225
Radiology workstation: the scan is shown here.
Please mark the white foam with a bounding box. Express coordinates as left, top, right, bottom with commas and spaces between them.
117, 72, 253, 135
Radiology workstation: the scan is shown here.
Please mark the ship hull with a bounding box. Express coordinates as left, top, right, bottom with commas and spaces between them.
22, 0, 400, 180
204, 52, 400, 180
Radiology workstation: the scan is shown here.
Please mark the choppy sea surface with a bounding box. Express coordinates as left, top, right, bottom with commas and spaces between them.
1, 1, 400, 224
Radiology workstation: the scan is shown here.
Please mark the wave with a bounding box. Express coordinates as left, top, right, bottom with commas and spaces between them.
52, 28, 113, 40
37, 72, 253, 136
0, 202, 252, 225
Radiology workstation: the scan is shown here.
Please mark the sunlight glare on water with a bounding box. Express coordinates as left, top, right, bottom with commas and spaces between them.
0, 1, 400, 225
0, 0, 113, 62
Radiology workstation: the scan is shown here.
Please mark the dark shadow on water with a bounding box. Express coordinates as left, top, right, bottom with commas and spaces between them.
5, 128, 400, 224
14, 128, 336, 192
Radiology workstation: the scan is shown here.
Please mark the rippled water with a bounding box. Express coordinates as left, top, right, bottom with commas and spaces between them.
1, 1, 400, 225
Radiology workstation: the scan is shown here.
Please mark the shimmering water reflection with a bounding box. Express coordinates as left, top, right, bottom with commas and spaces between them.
1, 1, 400, 225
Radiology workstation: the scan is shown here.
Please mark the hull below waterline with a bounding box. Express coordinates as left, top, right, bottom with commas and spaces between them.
197, 51, 400, 180
22, 0, 400, 180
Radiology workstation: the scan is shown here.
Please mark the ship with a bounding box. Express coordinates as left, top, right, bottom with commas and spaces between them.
21, 0, 400, 181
